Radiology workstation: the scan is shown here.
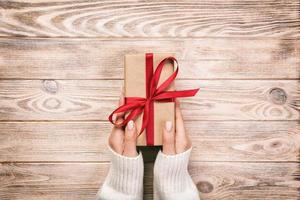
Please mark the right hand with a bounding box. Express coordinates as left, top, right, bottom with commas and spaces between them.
162, 100, 192, 155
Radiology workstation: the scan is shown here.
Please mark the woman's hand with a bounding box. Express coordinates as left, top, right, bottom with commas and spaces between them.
162, 100, 192, 155
153, 101, 199, 200
109, 89, 191, 156
109, 90, 138, 157
98, 90, 144, 200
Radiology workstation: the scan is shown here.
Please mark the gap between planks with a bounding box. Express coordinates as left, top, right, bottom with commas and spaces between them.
0, 78, 300, 80
1, 36, 300, 40
0, 161, 299, 164
1, 120, 300, 122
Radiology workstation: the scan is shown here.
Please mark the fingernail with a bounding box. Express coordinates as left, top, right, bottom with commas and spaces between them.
165, 121, 173, 132
127, 120, 134, 131
112, 114, 117, 122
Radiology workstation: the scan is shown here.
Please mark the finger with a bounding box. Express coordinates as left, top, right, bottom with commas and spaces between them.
109, 126, 124, 155
123, 120, 138, 157
117, 88, 125, 115
109, 116, 125, 154
109, 87, 126, 155
175, 100, 191, 153
162, 121, 176, 155
112, 89, 125, 125
175, 100, 185, 136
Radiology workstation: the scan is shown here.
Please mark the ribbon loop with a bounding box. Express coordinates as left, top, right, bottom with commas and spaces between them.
108, 54, 199, 145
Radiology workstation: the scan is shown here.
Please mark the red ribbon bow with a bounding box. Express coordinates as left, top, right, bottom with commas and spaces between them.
108, 53, 199, 145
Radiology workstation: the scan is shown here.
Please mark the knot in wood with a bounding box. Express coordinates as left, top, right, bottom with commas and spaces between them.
43, 80, 58, 94
270, 140, 282, 148
197, 181, 214, 193
268, 87, 287, 105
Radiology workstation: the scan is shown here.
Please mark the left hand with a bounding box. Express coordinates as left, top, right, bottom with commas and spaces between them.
108, 89, 138, 157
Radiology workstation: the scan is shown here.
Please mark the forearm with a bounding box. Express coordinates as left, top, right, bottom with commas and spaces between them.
96, 146, 144, 200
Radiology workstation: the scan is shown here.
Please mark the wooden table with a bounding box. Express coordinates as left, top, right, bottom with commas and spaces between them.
0, 0, 299, 199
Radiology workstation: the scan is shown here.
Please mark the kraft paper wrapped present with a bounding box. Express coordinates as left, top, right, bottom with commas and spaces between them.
108, 53, 199, 146
125, 53, 175, 146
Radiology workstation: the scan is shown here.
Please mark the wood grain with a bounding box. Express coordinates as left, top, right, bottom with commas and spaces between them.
0, 38, 299, 79
191, 162, 300, 200
0, 162, 299, 200
0, 121, 299, 162
0, 80, 298, 121
0, 162, 106, 200
0, 0, 299, 37
0, 0, 299, 199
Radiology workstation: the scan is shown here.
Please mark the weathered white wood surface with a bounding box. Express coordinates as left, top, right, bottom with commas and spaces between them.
0, 0, 299, 199
0, 0, 299, 38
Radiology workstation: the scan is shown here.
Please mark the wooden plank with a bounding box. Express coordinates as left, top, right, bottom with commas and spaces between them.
0, 80, 299, 121
0, 122, 111, 162
0, 0, 299, 38
190, 162, 300, 200
0, 121, 299, 162
0, 162, 299, 200
0, 162, 107, 200
0, 38, 299, 79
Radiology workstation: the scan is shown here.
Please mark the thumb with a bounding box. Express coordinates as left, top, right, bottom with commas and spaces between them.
162, 121, 176, 155
123, 120, 138, 157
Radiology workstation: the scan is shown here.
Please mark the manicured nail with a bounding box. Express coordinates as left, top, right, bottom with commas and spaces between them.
127, 120, 134, 131
165, 121, 173, 132
112, 114, 117, 123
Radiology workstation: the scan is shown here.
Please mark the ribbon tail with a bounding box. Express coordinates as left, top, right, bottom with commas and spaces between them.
122, 106, 144, 127
108, 101, 144, 127
153, 88, 200, 100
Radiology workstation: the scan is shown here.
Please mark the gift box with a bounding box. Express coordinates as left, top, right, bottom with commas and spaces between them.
125, 53, 175, 146
108, 53, 199, 146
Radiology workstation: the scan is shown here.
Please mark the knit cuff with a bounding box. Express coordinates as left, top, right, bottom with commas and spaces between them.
154, 147, 194, 193
105, 145, 144, 197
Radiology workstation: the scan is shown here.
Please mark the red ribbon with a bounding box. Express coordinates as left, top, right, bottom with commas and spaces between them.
108, 53, 199, 146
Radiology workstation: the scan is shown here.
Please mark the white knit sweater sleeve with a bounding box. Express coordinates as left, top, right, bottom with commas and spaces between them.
96, 147, 199, 200
153, 147, 200, 200
96, 146, 144, 200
